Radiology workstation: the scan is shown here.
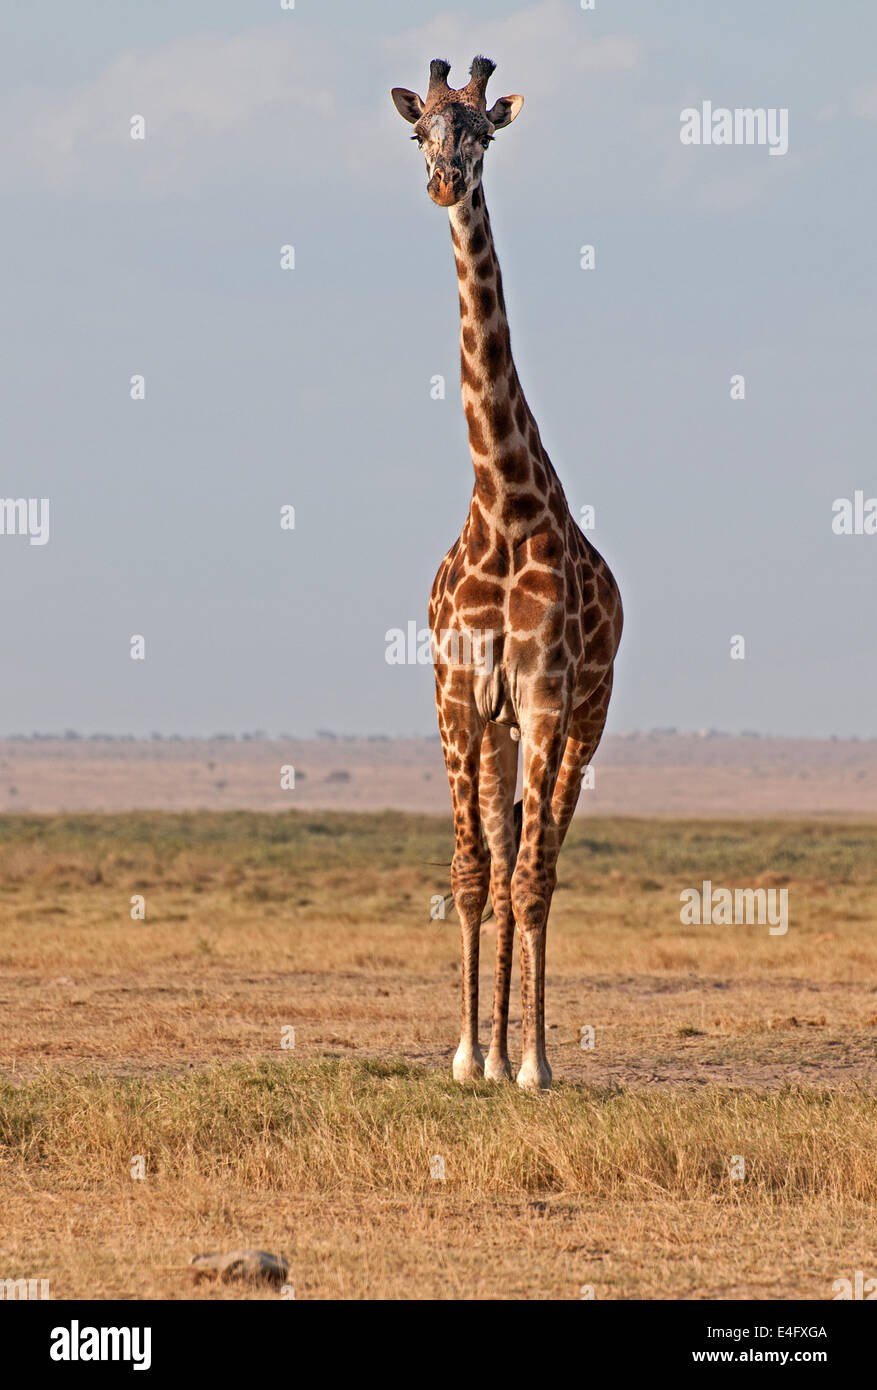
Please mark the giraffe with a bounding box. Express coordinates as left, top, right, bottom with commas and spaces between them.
392, 57, 623, 1090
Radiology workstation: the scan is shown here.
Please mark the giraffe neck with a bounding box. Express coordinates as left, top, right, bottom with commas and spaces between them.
448, 187, 561, 535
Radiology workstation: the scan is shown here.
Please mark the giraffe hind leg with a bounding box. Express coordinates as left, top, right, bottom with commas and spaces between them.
478, 722, 519, 1082
479, 795, 522, 925
513, 711, 571, 1091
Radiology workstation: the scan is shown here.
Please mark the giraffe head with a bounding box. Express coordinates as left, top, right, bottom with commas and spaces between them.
391, 57, 524, 207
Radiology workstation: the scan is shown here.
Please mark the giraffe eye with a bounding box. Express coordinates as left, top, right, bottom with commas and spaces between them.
481, 136, 493, 149
411, 134, 424, 148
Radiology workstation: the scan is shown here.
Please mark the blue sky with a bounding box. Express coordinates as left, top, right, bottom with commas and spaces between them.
2, 1, 876, 737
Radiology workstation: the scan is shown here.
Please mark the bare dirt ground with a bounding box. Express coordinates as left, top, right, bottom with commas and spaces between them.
4, 960, 874, 1092
3, 732, 877, 815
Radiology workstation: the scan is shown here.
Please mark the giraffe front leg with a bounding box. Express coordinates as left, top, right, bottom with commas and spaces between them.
451, 832, 489, 1082
512, 717, 567, 1091
441, 714, 489, 1083
551, 673, 614, 848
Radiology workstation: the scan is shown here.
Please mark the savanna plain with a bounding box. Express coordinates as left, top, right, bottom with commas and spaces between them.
1, 811, 875, 1299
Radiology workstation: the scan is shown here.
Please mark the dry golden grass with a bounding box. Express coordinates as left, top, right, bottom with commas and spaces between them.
4, 1058, 876, 1200
7, 1182, 873, 1300
1, 1059, 875, 1300
1, 812, 875, 1298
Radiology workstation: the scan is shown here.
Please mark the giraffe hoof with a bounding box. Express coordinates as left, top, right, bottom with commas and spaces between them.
484, 1054, 513, 1082
452, 1046, 485, 1083
516, 1058, 552, 1092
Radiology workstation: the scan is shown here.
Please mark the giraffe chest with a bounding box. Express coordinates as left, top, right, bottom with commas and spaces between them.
433, 528, 570, 636
429, 524, 621, 716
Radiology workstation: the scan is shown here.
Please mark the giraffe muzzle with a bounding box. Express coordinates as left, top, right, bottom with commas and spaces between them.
427, 168, 464, 207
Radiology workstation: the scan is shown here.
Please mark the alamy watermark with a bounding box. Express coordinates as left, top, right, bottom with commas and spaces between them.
1, 1276, 50, 1300
680, 880, 788, 935
831, 491, 877, 535
50, 1322, 151, 1370
832, 1272, 877, 1300
0, 498, 50, 545
680, 102, 789, 157
385, 622, 494, 671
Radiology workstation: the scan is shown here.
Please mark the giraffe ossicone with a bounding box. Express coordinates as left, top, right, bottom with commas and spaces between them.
392, 57, 623, 1091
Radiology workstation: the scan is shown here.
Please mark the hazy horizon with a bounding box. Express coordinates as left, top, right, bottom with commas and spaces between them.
2, 727, 875, 744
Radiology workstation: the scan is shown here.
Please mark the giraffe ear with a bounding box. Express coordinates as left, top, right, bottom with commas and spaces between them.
391, 87, 426, 124
486, 94, 524, 129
